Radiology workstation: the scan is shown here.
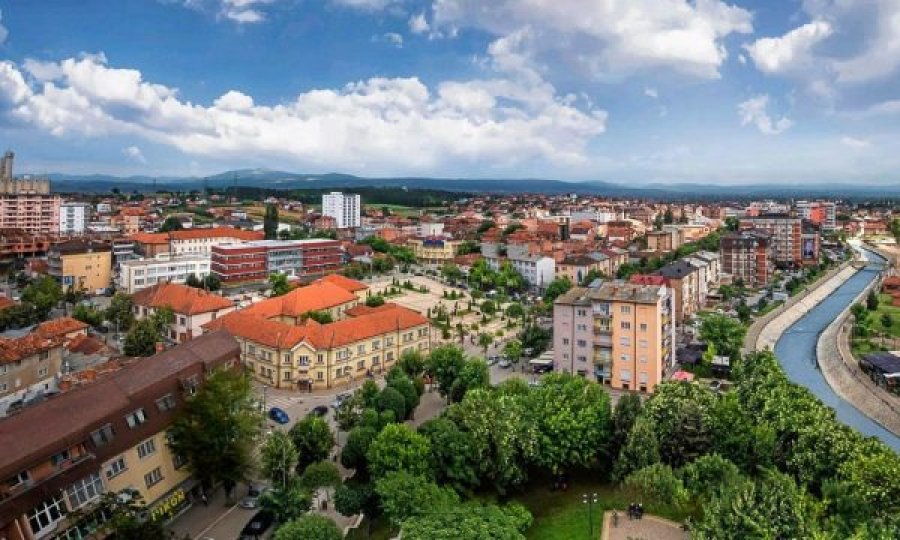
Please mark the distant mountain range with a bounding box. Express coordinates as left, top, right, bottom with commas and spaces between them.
43, 168, 900, 200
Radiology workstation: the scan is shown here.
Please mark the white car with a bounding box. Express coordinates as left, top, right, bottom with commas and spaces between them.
498, 359, 512, 369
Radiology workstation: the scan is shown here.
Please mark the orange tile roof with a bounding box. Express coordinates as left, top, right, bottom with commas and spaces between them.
242, 281, 357, 319
205, 304, 428, 350
315, 274, 369, 293
0, 296, 14, 311
132, 282, 234, 315
344, 303, 400, 317
0, 334, 62, 365
130, 227, 263, 244
34, 317, 89, 339
66, 333, 113, 355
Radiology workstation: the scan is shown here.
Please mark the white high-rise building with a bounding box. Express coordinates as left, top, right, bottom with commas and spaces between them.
322, 191, 361, 229
59, 202, 91, 235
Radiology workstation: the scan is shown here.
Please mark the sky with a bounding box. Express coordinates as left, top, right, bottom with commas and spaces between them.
0, 0, 899, 184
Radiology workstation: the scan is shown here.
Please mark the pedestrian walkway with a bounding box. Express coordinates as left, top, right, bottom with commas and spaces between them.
265, 393, 306, 411
601, 511, 687, 540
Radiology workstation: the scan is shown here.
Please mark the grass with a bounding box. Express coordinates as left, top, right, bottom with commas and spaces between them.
870, 294, 900, 338
344, 475, 693, 540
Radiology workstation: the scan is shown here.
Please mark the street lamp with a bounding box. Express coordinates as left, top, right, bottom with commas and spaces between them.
582, 492, 598, 539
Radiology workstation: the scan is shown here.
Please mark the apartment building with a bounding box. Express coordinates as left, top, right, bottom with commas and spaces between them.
738, 214, 804, 267
59, 203, 90, 235
322, 192, 361, 229
47, 240, 112, 294
646, 230, 681, 253
406, 237, 462, 267
482, 243, 556, 290
0, 335, 64, 417
720, 230, 775, 288
118, 254, 211, 293
557, 255, 608, 285
130, 227, 264, 258
655, 260, 703, 324
205, 286, 430, 390
132, 283, 235, 343
0, 331, 240, 540
210, 239, 343, 284
553, 282, 674, 393
796, 200, 836, 231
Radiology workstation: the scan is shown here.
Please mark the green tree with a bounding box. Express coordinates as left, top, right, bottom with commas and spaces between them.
867, 289, 879, 311
269, 272, 291, 297
365, 295, 385, 307
694, 470, 820, 539
289, 415, 335, 473
402, 502, 532, 540
679, 453, 743, 501
168, 369, 261, 500
261, 431, 299, 487
505, 302, 525, 320
184, 272, 202, 288
299, 461, 341, 502
480, 299, 496, 316
882, 311, 893, 328
441, 263, 464, 283
303, 310, 333, 324
203, 273, 221, 291
699, 313, 746, 361
477, 332, 493, 356
610, 392, 643, 460
425, 345, 466, 397
543, 277, 572, 304
105, 292, 135, 332
273, 515, 342, 540
123, 319, 161, 356
449, 358, 490, 403
502, 339, 523, 363
374, 471, 459, 528
260, 478, 312, 524
418, 418, 480, 492
159, 216, 184, 232
367, 424, 432, 479
21, 276, 62, 318
376, 386, 407, 422
624, 463, 688, 508
724, 216, 739, 231
642, 381, 715, 468
68, 492, 166, 540
398, 350, 426, 378
525, 374, 612, 474
340, 426, 378, 472
613, 416, 660, 480
264, 203, 279, 240
72, 303, 102, 327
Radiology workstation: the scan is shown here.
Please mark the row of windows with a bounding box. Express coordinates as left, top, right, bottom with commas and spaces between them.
90, 393, 178, 447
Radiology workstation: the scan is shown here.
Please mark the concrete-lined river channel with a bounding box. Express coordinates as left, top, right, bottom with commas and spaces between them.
774, 248, 900, 452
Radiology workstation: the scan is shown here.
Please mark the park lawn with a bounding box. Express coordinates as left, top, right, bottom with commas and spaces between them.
870, 294, 900, 338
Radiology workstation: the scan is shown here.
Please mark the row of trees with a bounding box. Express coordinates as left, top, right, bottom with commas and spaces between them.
0, 275, 64, 331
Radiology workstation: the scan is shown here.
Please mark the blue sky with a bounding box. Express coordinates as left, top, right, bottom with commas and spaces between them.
0, 0, 899, 184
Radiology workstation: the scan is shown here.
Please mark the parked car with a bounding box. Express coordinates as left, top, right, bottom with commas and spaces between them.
532, 363, 554, 374
268, 407, 289, 425
708, 380, 722, 392
498, 359, 512, 369
309, 405, 328, 417
239, 485, 269, 509
487, 356, 500, 366
239, 510, 274, 539
331, 392, 352, 409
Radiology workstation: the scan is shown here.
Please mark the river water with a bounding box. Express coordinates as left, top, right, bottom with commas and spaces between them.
774, 249, 900, 452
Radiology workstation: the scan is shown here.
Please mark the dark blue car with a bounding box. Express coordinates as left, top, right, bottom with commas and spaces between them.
268, 407, 289, 424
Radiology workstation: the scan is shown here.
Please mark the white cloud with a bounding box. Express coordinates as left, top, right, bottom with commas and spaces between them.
431, 0, 753, 79
738, 94, 793, 135
744, 20, 832, 74
123, 145, 147, 163
0, 52, 607, 174
0, 9, 8, 44
173, 0, 276, 24
22, 59, 65, 82
331, 0, 400, 10
840, 136, 870, 149
644, 87, 658, 99
373, 32, 404, 48
409, 12, 430, 34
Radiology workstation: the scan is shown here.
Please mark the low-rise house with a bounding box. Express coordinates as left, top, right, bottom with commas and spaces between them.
132, 282, 235, 344
118, 255, 211, 293
0, 334, 65, 417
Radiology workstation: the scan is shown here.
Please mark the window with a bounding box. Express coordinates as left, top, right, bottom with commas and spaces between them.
386, 351, 394, 361
125, 408, 147, 428
37, 367, 49, 377
144, 467, 163, 488
577, 340, 587, 348
639, 355, 648, 364
137, 438, 157, 459
316, 372, 324, 381
173, 453, 187, 470
66, 473, 103, 509
639, 323, 648, 331
91, 424, 115, 447
28, 494, 66, 535
105, 457, 127, 479
283, 353, 292, 364
620, 321, 631, 330
621, 305, 631, 314
298, 355, 309, 366
619, 337, 630, 347
639, 339, 648, 349
577, 309, 587, 317
51, 450, 72, 467
562, 338, 570, 345
577, 324, 588, 331
156, 394, 177, 412
357, 345, 366, 354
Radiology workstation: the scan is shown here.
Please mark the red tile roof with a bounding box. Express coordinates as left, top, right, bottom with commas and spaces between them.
34, 317, 89, 339
315, 274, 369, 293
0, 296, 14, 311
130, 227, 263, 245
629, 274, 668, 286
205, 304, 428, 350
0, 334, 62, 365
241, 281, 357, 319
132, 282, 234, 315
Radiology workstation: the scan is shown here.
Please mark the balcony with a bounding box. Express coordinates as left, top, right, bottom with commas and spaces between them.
0, 452, 95, 503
